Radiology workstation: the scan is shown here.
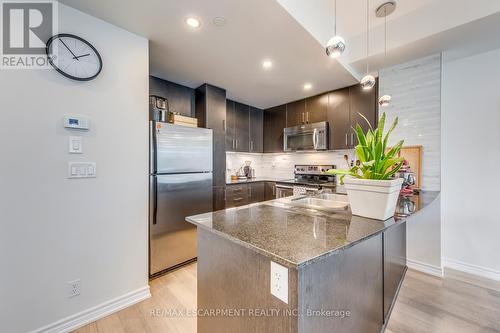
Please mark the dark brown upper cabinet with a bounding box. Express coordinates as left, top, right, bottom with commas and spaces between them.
231, 102, 249, 152
226, 100, 235, 151
327, 84, 378, 149
226, 100, 263, 153
305, 93, 328, 124
349, 84, 378, 146
327, 88, 351, 150
286, 99, 306, 127
264, 105, 286, 153
249, 106, 263, 153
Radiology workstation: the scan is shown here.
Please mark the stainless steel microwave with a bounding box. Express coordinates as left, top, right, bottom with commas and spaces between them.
283, 121, 328, 151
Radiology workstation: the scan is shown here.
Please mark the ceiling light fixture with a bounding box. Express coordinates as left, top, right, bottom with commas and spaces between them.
360, 0, 375, 90
303, 83, 312, 90
212, 16, 226, 27
262, 60, 273, 69
325, 0, 345, 58
376, 1, 396, 107
185, 17, 201, 29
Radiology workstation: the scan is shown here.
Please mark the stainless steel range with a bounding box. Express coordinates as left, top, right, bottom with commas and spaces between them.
275, 164, 336, 198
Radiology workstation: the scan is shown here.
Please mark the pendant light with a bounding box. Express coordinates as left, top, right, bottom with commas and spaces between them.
376, 1, 396, 107
325, 0, 345, 58
360, 0, 375, 90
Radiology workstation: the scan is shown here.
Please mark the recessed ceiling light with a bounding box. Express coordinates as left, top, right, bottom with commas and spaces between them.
303, 83, 312, 90
262, 60, 273, 69
185, 17, 201, 29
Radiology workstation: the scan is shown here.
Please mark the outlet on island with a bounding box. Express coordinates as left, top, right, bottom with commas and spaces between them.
270, 261, 288, 304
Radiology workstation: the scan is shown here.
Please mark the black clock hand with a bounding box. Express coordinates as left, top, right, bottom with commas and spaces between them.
59, 38, 79, 61
73, 53, 90, 60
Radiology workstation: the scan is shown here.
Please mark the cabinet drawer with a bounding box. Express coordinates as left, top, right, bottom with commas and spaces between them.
226, 184, 249, 208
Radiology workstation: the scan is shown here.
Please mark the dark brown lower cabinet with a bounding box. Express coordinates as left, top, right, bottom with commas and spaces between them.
224, 182, 273, 208
226, 184, 249, 208
213, 186, 226, 211
248, 182, 264, 203
264, 182, 276, 200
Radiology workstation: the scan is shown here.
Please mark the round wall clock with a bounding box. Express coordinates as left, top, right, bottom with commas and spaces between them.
46, 34, 102, 81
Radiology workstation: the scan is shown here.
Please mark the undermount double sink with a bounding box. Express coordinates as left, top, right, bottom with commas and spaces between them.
286, 193, 350, 212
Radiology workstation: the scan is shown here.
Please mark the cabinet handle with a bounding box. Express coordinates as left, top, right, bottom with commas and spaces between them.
272, 186, 275, 196
306, 112, 310, 123
351, 133, 354, 145
302, 113, 305, 124
345, 133, 348, 146
235, 139, 238, 150
232, 139, 235, 150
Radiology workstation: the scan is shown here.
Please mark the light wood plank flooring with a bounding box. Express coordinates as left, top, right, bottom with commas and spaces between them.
75, 264, 500, 333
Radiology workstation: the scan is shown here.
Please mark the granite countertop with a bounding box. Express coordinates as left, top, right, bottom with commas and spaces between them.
186, 191, 439, 268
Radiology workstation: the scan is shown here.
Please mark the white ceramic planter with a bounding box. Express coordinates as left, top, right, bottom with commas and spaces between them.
343, 177, 404, 220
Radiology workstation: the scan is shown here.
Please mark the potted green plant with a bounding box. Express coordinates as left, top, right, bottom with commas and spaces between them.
327, 112, 404, 220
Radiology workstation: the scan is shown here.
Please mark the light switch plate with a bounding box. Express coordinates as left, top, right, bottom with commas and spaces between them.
270, 261, 288, 304
69, 136, 83, 154
68, 162, 96, 179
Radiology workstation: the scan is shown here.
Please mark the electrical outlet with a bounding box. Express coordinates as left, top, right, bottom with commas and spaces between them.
270, 261, 288, 304
68, 279, 81, 298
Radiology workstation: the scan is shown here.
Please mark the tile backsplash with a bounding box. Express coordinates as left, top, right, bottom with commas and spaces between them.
226, 150, 355, 181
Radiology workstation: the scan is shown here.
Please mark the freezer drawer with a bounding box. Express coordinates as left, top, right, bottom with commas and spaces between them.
149, 173, 213, 275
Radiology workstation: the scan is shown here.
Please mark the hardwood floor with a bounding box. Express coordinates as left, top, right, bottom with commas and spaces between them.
74, 264, 500, 333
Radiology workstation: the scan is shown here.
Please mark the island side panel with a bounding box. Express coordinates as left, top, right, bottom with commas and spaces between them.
197, 228, 299, 333
383, 222, 407, 321
298, 234, 383, 333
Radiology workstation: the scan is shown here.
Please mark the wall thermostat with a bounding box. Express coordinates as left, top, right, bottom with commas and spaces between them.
63, 115, 90, 130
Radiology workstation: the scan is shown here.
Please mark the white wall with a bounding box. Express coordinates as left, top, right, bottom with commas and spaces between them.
442, 48, 500, 280
379, 54, 442, 275
0, 4, 150, 333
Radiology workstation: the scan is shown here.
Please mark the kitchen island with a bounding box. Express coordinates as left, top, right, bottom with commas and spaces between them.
186, 192, 439, 333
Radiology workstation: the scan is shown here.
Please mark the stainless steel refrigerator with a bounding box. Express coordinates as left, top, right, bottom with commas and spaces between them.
149, 122, 213, 277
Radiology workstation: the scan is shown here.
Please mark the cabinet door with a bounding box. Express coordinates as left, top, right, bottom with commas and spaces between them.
234, 102, 250, 152
327, 88, 351, 150
249, 106, 263, 153
248, 182, 265, 203
286, 99, 306, 127
226, 100, 235, 151
350, 84, 377, 146
264, 105, 286, 153
305, 93, 328, 124
264, 182, 276, 200
213, 186, 226, 211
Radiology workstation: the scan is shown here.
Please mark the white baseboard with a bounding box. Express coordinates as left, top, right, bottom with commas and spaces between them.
442, 258, 500, 282
407, 258, 443, 277
31, 286, 151, 333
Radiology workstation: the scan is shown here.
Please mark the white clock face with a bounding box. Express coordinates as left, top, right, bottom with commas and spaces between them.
46, 34, 102, 81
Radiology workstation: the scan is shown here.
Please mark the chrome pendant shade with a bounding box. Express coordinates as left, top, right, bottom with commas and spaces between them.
377, 1, 395, 107
360, 0, 375, 90
378, 94, 391, 107
326, 36, 346, 58
361, 74, 376, 90
325, 0, 345, 58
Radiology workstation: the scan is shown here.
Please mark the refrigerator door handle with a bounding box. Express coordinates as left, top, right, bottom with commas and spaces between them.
152, 176, 158, 225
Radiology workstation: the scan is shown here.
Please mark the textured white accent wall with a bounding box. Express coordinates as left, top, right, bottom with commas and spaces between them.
379, 54, 442, 192
379, 54, 442, 274
0, 4, 149, 333
226, 150, 354, 181
442, 48, 500, 280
